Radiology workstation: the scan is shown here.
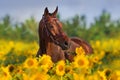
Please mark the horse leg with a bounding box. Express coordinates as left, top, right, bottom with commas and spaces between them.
36, 48, 41, 57
64, 40, 80, 62
64, 52, 74, 62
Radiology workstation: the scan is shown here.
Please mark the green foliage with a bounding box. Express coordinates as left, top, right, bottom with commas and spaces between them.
3, 49, 27, 66
62, 10, 120, 41
0, 15, 38, 41
0, 11, 120, 42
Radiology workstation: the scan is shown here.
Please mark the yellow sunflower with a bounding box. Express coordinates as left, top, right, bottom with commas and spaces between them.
116, 70, 120, 77
56, 60, 65, 76
22, 73, 29, 80
65, 65, 73, 74
96, 40, 100, 47
109, 70, 120, 80
73, 55, 89, 69
40, 65, 50, 74
92, 56, 100, 63
23, 57, 38, 69
1, 66, 12, 80
75, 47, 85, 56
30, 72, 49, 80
98, 70, 107, 80
38, 54, 53, 69
73, 73, 85, 80
86, 73, 98, 80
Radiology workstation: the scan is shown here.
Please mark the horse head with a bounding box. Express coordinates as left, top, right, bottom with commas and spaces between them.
39, 7, 70, 50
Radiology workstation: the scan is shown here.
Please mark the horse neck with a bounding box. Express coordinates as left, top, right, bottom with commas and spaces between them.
39, 19, 58, 54
40, 38, 46, 54
40, 37, 57, 54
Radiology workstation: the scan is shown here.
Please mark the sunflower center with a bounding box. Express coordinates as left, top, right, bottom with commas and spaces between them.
9, 65, 15, 72
27, 60, 34, 66
59, 65, 64, 71
3, 72, 8, 76
34, 76, 42, 80
78, 59, 84, 66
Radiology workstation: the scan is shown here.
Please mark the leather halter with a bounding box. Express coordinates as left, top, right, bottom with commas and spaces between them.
42, 16, 59, 45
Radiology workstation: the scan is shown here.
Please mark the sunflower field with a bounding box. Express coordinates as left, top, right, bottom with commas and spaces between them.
1, 8, 120, 80
0, 38, 120, 80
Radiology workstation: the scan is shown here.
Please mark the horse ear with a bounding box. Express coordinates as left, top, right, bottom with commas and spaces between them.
52, 6, 58, 17
44, 7, 49, 16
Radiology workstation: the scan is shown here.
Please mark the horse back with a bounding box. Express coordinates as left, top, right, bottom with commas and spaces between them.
70, 37, 93, 54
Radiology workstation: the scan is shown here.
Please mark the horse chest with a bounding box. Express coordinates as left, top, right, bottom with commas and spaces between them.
46, 43, 65, 62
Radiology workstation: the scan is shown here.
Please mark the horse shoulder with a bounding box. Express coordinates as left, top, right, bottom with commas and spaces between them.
69, 40, 80, 51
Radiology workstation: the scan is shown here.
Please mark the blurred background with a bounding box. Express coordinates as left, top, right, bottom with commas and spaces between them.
0, 0, 120, 42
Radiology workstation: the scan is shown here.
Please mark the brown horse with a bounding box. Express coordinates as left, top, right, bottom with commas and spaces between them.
36, 7, 93, 62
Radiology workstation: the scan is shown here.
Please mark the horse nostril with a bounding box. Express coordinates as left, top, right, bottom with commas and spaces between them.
64, 41, 68, 46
